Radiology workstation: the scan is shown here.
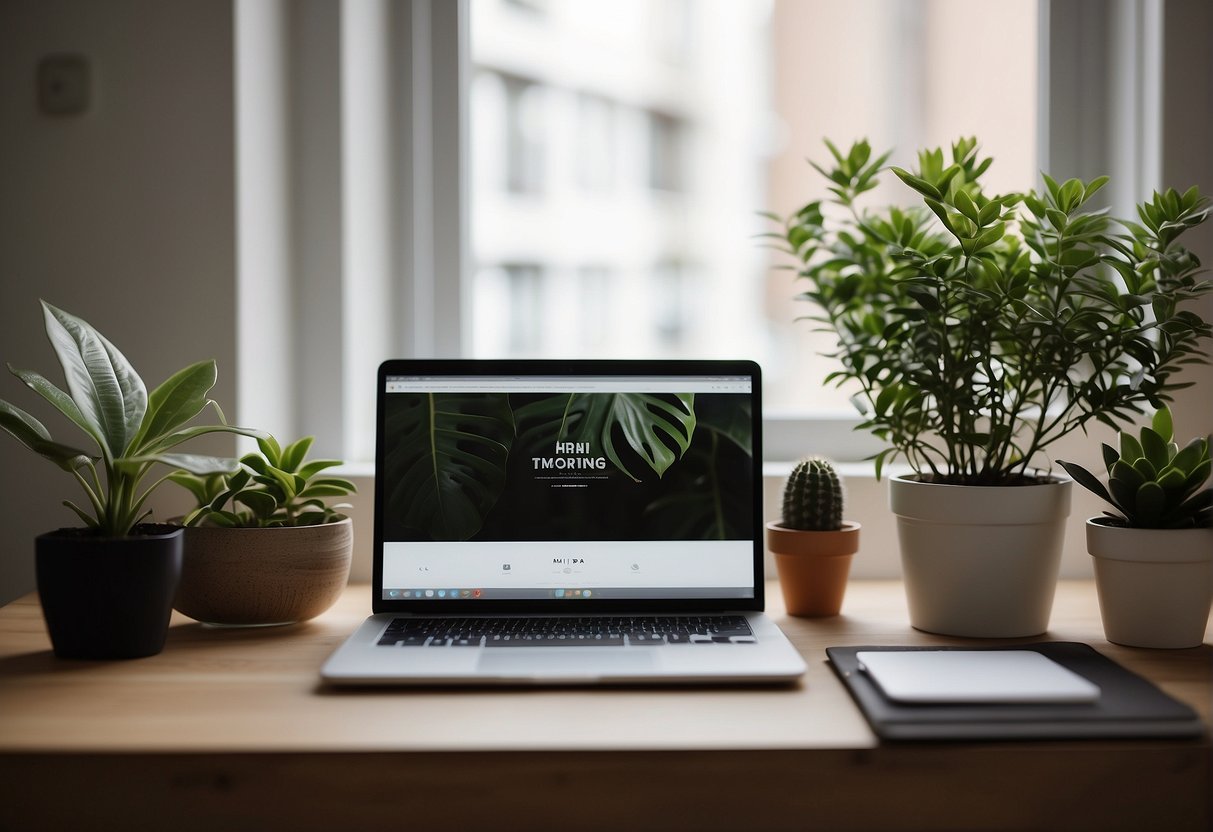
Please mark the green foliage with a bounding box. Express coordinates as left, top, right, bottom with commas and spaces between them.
0, 301, 266, 537
171, 435, 355, 528
514, 392, 697, 482
769, 138, 1212, 485
1060, 408, 1211, 529
382, 391, 708, 541
781, 457, 844, 531
384, 392, 516, 540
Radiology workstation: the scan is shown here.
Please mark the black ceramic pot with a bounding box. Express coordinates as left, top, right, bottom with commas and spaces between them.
35, 524, 183, 660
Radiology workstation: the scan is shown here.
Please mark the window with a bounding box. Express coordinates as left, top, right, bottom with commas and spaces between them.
234, 0, 1207, 465
469, 0, 1040, 419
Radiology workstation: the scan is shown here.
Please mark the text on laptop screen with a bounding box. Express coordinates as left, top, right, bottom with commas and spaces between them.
379, 374, 755, 601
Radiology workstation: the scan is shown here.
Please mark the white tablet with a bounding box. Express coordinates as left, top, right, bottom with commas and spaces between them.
855, 650, 1101, 704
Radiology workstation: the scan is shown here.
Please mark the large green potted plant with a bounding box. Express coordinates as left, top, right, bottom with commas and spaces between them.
769, 138, 1212, 637
0, 301, 264, 658
170, 435, 356, 626
1060, 408, 1212, 648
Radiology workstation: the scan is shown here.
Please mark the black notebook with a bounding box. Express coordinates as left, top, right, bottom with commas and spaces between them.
827, 642, 1205, 741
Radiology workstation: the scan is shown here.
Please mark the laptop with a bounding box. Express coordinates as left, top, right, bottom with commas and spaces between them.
321, 359, 806, 685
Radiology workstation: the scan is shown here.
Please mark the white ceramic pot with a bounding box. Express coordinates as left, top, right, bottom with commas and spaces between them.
890, 474, 1071, 638
1086, 519, 1213, 649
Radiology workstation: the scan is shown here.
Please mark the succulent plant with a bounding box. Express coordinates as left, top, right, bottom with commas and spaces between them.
781, 456, 844, 531
171, 435, 356, 528
1059, 408, 1211, 529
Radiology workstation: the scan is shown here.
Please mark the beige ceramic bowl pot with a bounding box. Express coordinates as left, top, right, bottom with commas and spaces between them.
174, 518, 352, 626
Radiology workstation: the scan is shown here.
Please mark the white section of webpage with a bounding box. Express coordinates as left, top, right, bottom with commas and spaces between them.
383, 376, 751, 394
382, 540, 754, 590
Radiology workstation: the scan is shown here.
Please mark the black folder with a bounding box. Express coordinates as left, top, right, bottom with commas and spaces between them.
827, 642, 1206, 741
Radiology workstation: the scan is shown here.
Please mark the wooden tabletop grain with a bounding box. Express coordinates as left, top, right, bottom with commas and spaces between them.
0, 580, 1208, 832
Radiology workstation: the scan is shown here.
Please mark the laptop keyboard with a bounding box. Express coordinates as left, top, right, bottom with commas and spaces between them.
377, 615, 755, 647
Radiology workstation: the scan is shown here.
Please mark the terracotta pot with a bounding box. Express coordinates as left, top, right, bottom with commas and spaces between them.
890, 474, 1070, 638
1086, 519, 1213, 649
36, 524, 182, 659
174, 518, 352, 626
766, 521, 860, 617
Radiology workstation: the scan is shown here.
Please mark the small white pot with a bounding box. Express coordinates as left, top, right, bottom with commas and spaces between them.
1086, 519, 1213, 649
890, 474, 1071, 638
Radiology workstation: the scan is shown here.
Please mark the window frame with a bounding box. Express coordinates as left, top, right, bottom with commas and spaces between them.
239, 0, 1211, 466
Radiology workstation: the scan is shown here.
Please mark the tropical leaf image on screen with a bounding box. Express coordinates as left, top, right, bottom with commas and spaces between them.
513, 392, 696, 481
643, 397, 753, 539
383, 393, 515, 540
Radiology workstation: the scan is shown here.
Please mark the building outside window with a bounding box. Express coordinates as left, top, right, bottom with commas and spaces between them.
469, 0, 1039, 416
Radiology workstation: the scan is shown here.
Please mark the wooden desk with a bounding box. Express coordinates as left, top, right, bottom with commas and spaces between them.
1, 581, 1208, 832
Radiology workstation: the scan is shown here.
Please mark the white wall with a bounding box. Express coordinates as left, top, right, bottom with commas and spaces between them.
0, 0, 238, 605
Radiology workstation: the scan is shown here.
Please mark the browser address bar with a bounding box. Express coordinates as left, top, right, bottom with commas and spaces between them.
384, 377, 752, 394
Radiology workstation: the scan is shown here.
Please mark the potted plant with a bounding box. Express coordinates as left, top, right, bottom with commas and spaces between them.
1060, 408, 1212, 648
170, 435, 356, 626
0, 301, 264, 658
768, 138, 1212, 637
765, 457, 860, 616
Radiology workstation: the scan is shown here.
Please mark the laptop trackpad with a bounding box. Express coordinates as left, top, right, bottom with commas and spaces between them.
477, 650, 655, 679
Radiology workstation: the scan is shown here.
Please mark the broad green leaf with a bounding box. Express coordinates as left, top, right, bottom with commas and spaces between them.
0, 399, 93, 471
297, 459, 343, 480
693, 397, 752, 457
8, 366, 102, 449
263, 467, 298, 499
280, 436, 314, 473
167, 471, 221, 506
1168, 437, 1207, 476
307, 476, 357, 493
1184, 459, 1211, 490
1084, 176, 1110, 201
1176, 488, 1213, 518
1058, 460, 1113, 504
890, 167, 942, 201
954, 189, 979, 222
241, 452, 269, 474
906, 285, 941, 311
297, 484, 354, 499
1151, 408, 1174, 443
514, 392, 696, 482
970, 222, 1006, 253
129, 360, 217, 453
41, 301, 147, 457
1111, 460, 1144, 488
1135, 481, 1166, 526
1130, 457, 1157, 480
1155, 468, 1187, 490
117, 453, 240, 476
1059, 178, 1085, 212
1119, 432, 1144, 462
233, 490, 277, 517
1139, 426, 1169, 469
383, 392, 515, 541
1108, 476, 1136, 514
202, 510, 243, 528
257, 434, 283, 466
143, 422, 269, 455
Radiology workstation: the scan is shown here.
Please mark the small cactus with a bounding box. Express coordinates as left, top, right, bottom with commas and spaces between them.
782, 457, 844, 531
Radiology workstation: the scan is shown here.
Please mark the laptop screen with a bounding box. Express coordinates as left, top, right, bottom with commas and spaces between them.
373, 360, 762, 612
